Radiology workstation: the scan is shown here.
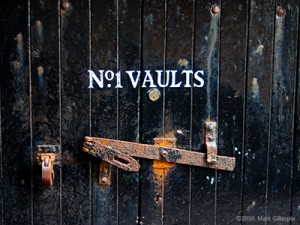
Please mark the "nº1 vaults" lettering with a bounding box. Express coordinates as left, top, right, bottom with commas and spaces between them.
88, 70, 205, 89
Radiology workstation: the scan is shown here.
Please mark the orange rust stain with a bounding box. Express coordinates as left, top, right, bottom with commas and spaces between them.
153, 161, 174, 177
152, 134, 176, 177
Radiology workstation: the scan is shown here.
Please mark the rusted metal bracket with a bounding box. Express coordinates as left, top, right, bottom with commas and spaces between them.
98, 161, 111, 186
205, 121, 217, 164
35, 145, 59, 187
83, 122, 235, 172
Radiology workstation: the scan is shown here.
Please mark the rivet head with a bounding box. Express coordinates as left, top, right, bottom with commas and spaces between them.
99, 176, 110, 185
160, 150, 168, 156
211, 4, 221, 15
101, 177, 108, 182
276, 6, 285, 17
148, 88, 161, 102
207, 124, 214, 130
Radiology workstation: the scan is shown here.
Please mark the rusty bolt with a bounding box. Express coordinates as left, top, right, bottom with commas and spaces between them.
160, 149, 168, 158
99, 176, 109, 185
276, 6, 285, 17
161, 150, 167, 155
148, 88, 161, 102
207, 124, 215, 130
211, 4, 221, 15
61, 1, 71, 10
101, 177, 108, 183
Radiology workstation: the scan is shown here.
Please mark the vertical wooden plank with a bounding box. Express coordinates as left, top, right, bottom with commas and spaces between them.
216, 0, 248, 224
60, 1, 90, 224
243, 0, 274, 222
0, 2, 2, 215
293, 15, 300, 223
0, 63, 2, 225
91, 0, 118, 224
118, 0, 141, 224
139, 0, 165, 224
163, 0, 193, 224
31, 0, 61, 224
0, 81, 2, 225
0, 0, 31, 224
267, 1, 298, 220
191, 1, 220, 224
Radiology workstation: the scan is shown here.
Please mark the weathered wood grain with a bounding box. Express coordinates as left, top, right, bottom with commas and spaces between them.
0, 1, 31, 224
164, 0, 193, 224
293, 9, 300, 221
191, 1, 220, 224
267, 0, 298, 219
91, 0, 118, 224
30, 0, 61, 224
243, 0, 274, 223
216, 0, 248, 224
118, 0, 141, 224
139, 0, 166, 224
0, 1, 299, 224
60, 0, 90, 224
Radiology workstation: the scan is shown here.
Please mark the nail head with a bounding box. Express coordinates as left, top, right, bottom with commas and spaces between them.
211, 5, 221, 15
276, 6, 285, 17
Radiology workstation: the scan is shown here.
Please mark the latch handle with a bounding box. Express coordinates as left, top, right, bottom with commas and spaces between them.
82, 136, 236, 172
83, 137, 140, 172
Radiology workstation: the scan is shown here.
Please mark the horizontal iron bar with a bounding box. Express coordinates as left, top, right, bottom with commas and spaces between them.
83, 137, 235, 171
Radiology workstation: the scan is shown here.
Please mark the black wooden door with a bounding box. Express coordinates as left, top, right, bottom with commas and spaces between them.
1, 0, 300, 225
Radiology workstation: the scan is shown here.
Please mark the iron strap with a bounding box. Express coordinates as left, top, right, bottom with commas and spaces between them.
82, 137, 235, 172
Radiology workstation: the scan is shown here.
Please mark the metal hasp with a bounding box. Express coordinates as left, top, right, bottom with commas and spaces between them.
35, 145, 59, 187
205, 121, 217, 164
82, 122, 235, 172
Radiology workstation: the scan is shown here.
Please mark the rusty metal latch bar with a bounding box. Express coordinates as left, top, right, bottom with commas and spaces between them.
83, 137, 140, 172
82, 122, 235, 172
